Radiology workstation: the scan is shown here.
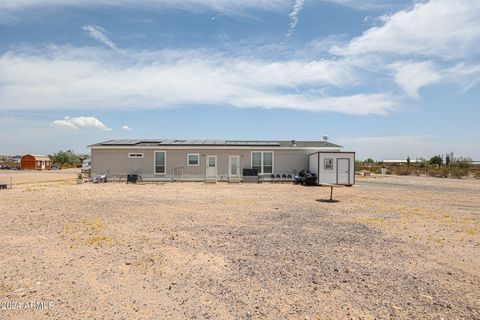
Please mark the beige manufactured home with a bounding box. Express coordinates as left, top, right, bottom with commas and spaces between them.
89, 139, 354, 184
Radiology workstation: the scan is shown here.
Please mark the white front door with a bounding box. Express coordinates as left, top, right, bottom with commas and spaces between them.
206, 155, 217, 179
41, 161, 45, 170
337, 158, 350, 185
229, 156, 240, 178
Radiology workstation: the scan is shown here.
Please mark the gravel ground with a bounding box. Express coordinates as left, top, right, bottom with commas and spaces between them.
0, 173, 479, 319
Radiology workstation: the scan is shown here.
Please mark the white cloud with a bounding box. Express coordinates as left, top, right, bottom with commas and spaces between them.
287, 0, 304, 37
82, 25, 117, 50
121, 125, 132, 131
0, 0, 414, 25
0, 0, 287, 16
331, 0, 480, 60
391, 61, 442, 98
51, 116, 112, 131
0, 0, 408, 12
0, 46, 397, 115
232, 93, 398, 115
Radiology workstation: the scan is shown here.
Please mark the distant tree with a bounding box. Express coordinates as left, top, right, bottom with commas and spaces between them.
417, 157, 427, 168
445, 153, 451, 167
365, 158, 375, 165
452, 157, 473, 168
50, 150, 79, 169
354, 160, 363, 172
429, 155, 443, 166
407, 156, 411, 167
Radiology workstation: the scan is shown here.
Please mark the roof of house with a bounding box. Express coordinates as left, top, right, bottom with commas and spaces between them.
22, 154, 51, 161
89, 139, 341, 148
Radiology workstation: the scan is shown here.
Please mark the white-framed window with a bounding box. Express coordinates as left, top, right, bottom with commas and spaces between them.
187, 153, 200, 166
251, 151, 274, 174
129, 153, 144, 159
154, 151, 166, 174
324, 158, 333, 170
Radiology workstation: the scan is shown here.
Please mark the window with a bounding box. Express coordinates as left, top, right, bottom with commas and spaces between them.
208, 157, 216, 167
252, 152, 262, 173
251, 151, 274, 174
263, 152, 273, 174
324, 158, 333, 170
154, 151, 166, 174
187, 153, 199, 166
129, 153, 144, 159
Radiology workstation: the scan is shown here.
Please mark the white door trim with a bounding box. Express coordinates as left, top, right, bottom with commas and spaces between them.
206, 155, 217, 179
336, 158, 350, 185
228, 155, 240, 178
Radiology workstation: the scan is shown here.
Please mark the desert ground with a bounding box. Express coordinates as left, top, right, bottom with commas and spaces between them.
0, 170, 479, 319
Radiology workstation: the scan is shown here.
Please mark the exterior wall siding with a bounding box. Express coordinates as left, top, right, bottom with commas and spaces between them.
308, 152, 355, 185
91, 147, 336, 181
20, 155, 51, 170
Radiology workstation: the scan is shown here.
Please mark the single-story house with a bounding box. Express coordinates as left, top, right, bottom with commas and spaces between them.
89, 139, 355, 184
20, 154, 52, 170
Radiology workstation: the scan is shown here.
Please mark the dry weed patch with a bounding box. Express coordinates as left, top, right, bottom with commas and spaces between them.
63, 217, 113, 247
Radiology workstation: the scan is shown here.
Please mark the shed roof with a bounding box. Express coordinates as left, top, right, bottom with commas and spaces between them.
89, 139, 341, 149
22, 154, 51, 161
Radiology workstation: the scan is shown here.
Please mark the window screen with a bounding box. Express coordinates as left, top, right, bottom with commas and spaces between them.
188, 154, 199, 166
324, 158, 333, 170
252, 151, 274, 174
155, 151, 166, 174
252, 152, 262, 173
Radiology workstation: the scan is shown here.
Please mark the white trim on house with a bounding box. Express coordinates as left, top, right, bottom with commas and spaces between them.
250, 151, 274, 175
154, 151, 166, 175
128, 152, 144, 159
228, 155, 240, 178
205, 155, 217, 179
187, 153, 200, 166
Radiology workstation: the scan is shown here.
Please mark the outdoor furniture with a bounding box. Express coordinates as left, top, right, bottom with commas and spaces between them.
317, 183, 342, 203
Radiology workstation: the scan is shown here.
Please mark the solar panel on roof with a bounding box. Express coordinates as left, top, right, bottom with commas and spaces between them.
142, 140, 162, 143
103, 139, 142, 145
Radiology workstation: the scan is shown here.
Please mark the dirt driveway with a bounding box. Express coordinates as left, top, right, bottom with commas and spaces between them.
0, 174, 479, 319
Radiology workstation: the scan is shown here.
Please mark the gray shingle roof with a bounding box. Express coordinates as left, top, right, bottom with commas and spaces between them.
89, 139, 341, 148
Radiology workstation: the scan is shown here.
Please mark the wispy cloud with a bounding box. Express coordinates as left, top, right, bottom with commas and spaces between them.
0, 46, 398, 115
287, 0, 305, 37
51, 116, 112, 131
391, 61, 442, 99
121, 125, 132, 131
82, 25, 117, 50
330, 0, 480, 60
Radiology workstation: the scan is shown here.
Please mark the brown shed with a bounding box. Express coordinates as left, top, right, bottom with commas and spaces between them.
20, 155, 52, 170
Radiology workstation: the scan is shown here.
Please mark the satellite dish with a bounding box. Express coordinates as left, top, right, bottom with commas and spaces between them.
323, 134, 329, 141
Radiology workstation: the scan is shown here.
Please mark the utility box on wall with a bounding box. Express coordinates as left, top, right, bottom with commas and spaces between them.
309, 152, 355, 186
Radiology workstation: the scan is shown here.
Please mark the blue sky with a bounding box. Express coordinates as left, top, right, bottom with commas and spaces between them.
0, 0, 479, 160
